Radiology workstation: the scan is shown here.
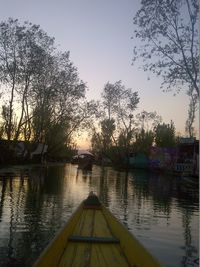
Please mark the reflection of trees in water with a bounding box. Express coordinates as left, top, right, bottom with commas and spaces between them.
98, 167, 109, 207
76, 168, 92, 181
175, 184, 199, 267
0, 177, 7, 221
0, 175, 28, 266
0, 166, 67, 266
175, 178, 199, 207
149, 174, 173, 219
180, 208, 198, 267
98, 167, 198, 266
97, 167, 131, 227
0, 164, 198, 266
128, 170, 199, 266
131, 171, 198, 216
82, 170, 92, 180
8, 177, 14, 263
121, 171, 128, 227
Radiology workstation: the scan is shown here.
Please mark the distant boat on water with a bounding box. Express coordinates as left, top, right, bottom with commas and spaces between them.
71, 150, 94, 170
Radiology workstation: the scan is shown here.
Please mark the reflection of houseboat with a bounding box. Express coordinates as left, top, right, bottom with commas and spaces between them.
71, 150, 94, 170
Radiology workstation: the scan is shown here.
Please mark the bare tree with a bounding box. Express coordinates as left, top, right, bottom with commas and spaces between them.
132, 0, 199, 96
98, 81, 140, 165
136, 110, 162, 131
0, 19, 92, 154
0, 18, 54, 140
185, 92, 198, 137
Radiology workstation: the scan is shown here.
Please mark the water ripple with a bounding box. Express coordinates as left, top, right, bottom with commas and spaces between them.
0, 165, 198, 267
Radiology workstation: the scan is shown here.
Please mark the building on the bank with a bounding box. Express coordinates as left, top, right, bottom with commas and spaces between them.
0, 140, 48, 163
148, 138, 199, 176
148, 146, 177, 171
174, 137, 199, 177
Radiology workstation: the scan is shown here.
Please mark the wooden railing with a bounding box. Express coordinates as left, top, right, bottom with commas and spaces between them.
174, 163, 193, 173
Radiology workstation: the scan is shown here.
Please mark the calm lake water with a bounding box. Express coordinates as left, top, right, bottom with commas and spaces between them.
0, 163, 198, 267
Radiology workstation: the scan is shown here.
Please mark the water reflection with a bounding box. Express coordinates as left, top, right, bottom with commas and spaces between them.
0, 164, 198, 267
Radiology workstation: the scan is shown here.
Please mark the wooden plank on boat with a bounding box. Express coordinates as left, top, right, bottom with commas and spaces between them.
102, 205, 162, 267
93, 209, 113, 238
58, 242, 91, 267
90, 244, 130, 267
73, 208, 94, 236
68, 236, 119, 243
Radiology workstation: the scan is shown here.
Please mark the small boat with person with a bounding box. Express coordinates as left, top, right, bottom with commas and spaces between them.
71, 150, 94, 170
34, 192, 163, 267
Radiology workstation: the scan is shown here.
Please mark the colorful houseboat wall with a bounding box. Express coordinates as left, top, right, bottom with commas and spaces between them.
129, 153, 149, 169
128, 138, 199, 176
174, 138, 199, 176
149, 147, 177, 171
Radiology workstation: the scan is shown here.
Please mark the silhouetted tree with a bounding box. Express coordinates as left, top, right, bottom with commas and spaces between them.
133, 0, 199, 134
92, 81, 140, 166
136, 110, 162, 131
154, 121, 176, 147
0, 18, 93, 158
31, 51, 86, 146
185, 92, 198, 137
134, 129, 154, 154
101, 119, 116, 150
91, 132, 102, 154
0, 18, 55, 140
133, 0, 199, 96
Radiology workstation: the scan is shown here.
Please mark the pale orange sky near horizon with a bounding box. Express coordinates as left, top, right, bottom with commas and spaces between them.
0, 0, 199, 149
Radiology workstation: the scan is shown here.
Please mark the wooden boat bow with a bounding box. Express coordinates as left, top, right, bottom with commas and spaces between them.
34, 192, 163, 267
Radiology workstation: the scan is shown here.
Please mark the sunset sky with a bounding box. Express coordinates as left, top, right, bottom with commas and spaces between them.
0, 0, 198, 148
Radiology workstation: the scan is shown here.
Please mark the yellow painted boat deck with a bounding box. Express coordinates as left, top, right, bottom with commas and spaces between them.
34, 194, 163, 267
58, 208, 130, 267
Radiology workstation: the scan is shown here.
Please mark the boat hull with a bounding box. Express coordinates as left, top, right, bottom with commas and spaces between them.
34, 194, 163, 267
